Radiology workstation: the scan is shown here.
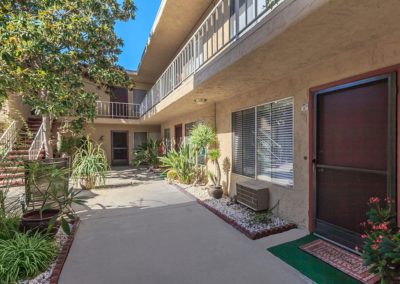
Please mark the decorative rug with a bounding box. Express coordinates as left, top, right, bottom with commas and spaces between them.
300, 239, 379, 284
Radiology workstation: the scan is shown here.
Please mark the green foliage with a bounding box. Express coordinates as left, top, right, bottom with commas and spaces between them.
208, 148, 221, 187
0, 215, 20, 240
166, 170, 178, 182
189, 123, 216, 151
208, 149, 221, 161
132, 139, 161, 168
249, 211, 273, 225
0, 233, 57, 284
249, 201, 279, 225
26, 160, 86, 234
57, 136, 85, 157
362, 197, 400, 283
0, 0, 136, 131
160, 144, 196, 184
72, 139, 109, 189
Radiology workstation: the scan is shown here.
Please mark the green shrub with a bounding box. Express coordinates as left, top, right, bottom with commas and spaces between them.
57, 136, 85, 157
160, 144, 196, 184
0, 233, 57, 283
189, 123, 216, 151
72, 139, 109, 189
132, 139, 161, 168
362, 197, 400, 283
249, 211, 273, 225
0, 215, 20, 240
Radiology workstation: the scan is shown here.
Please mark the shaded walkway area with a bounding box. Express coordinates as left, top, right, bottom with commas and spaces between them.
60, 168, 310, 284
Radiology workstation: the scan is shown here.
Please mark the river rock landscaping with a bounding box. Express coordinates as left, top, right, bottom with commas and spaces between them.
178, 184, 296, 239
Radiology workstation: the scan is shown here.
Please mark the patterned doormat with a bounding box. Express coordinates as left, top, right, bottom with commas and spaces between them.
300, 239, 379, 284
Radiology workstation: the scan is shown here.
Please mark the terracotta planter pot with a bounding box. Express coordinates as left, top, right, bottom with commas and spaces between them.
80, 177, 96, 190
20, 209, 60, 234
208, 185, 223, 199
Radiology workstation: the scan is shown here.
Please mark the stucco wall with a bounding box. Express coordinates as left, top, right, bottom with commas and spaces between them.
215, 32, 400, 229
160, 104, 216, 145
158, 31, 400, 230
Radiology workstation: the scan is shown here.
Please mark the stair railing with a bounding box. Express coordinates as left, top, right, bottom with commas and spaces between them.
28, 123, 45, 160
0, 120, 17, 158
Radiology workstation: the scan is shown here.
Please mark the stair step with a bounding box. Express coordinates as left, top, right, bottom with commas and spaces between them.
7, 155, 29, 160
9, 150, 29, 155
0, 179, 24, 188
0, 172, 24, 180
0, 161, 25, 166
0, 167, 25, 173
28, 117, 42, 122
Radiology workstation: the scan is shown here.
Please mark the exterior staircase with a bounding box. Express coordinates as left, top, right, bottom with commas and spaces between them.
0, 117, 45, 187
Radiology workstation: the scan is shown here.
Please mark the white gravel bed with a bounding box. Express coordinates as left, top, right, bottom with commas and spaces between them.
20, 225, 71, 284
181, 184, 291, 234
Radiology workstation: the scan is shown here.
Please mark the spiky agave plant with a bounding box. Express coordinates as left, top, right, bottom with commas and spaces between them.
72, 139, 109, 190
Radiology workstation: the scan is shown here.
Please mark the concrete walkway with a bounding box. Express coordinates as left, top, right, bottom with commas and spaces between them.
59, 168, 311, 284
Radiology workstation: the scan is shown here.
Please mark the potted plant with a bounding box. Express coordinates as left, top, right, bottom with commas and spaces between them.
72, 138, 109, 190
188, 123, 217, 185
21, 159, 85, 234
207, 148, 223, 199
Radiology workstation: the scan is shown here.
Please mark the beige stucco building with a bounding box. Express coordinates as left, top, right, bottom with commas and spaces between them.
2, 0, 400, 249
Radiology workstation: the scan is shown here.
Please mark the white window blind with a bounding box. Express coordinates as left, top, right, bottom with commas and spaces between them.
232, 108, 256, 177
232, 97, 293, 186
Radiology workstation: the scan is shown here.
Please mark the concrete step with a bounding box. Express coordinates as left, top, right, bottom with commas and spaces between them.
0, 166, 25, 173
0, 161, 24, 167
0, 178, 24, 187
0, 172, 24, 180
9, 150, 29, 155
7, 154, 29, 160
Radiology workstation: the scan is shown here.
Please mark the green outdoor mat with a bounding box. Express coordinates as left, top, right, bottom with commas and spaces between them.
267, 235, 361, 284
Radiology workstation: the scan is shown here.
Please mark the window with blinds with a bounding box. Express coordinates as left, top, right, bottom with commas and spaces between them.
232, 97, 293, 186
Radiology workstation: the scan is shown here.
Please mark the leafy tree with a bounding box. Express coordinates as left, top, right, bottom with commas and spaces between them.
0, 0, 136, 157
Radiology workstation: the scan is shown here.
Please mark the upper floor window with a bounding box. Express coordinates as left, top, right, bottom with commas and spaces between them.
232, 97, 294, 186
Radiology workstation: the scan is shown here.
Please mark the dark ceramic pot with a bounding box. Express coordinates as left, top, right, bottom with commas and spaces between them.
208, 185, 223, 199
20, 209, 60, 234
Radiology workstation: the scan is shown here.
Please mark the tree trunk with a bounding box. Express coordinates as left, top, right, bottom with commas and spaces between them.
42, 115, 53, 158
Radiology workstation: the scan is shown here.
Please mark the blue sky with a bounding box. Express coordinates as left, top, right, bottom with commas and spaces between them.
115, 0, 162, 71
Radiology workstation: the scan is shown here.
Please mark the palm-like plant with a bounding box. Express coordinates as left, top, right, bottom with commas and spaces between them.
72, 139, 109, 190
132, 139, 161, 168
160, 144, 196, 184
208, 149, 221, 187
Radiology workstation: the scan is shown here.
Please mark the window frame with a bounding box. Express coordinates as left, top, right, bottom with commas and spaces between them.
231, 97, 294, 187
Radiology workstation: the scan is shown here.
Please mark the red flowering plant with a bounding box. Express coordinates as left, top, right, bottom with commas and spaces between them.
361, 197, 400, 283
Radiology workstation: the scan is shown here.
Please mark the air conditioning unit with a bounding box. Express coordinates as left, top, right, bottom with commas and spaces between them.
236, 180, 269, 212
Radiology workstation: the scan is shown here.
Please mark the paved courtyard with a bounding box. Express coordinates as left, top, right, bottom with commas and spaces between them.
59, 168, 311, 284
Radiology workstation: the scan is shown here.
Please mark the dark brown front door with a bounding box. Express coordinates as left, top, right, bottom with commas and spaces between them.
111, 87, 128, 118
313, 74, 397, 251
175, 124, 183, 151
112, 131, 129, 166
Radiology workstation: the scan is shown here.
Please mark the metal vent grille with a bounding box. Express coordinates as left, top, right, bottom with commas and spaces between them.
236, 180, 269, 212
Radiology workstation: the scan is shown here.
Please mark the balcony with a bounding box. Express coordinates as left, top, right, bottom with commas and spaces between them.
96, 101, 141, 119
140, 0, 283, 116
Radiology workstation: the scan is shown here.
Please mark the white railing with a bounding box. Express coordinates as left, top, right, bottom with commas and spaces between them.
96, 101, 141, 119
29, 123, 44, 160
140, 0, 282, 115
0, 120, 17, 158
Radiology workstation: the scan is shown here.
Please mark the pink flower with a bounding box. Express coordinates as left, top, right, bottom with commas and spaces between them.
369, 197, 380, 204
361, 234, 368, 239
371, 244, 379, 250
